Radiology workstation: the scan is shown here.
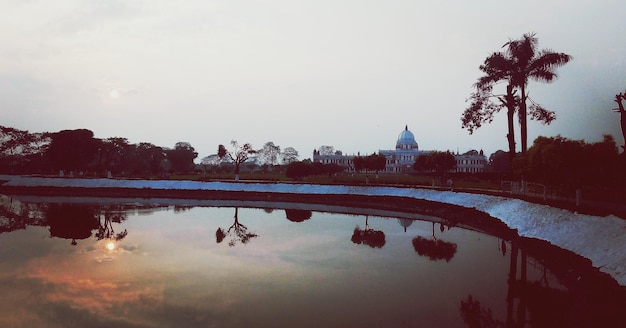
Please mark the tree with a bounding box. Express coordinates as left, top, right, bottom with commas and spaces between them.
0, 126, 49, 173
281, 147, 299, 164
366, 153, 386, 176
128, 142, 166, 176
612, 90, 626, 152
166, 142, 198, 174
413, 151, 456, 174
97, 137, 131, 175
285, 160, 312, 180
318, 145, 335, 156
462, 32, 572, 159
488, 150, 511, 174
46, 129, 99, 173
463, 67, 519, 169
516, 135, 619, 186
505, 32, 572, 153
218, 140, 255, 181
258, 141, 281, 166
352, 153, 387, 184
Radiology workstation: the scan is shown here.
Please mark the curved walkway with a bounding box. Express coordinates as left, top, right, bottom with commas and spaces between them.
2, 175, 626, 287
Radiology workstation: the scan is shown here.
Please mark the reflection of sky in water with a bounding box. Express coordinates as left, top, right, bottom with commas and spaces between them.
0, 205, 559, 327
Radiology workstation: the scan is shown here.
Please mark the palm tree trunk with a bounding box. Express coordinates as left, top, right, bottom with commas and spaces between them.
506, 85, 516, 172
520, 83, 528, 153
615, 93, 626, 151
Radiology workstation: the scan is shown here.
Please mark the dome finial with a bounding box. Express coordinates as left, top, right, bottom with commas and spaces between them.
405, 124, 408, 131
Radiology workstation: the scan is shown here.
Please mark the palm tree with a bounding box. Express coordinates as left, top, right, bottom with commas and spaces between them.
462, 33, 572, 162
505, 33, 572, 153
462, 52, 519, 170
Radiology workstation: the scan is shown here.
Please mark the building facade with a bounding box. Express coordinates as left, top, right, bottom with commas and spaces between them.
313, 125, 487, 174
455, 149, 487, 174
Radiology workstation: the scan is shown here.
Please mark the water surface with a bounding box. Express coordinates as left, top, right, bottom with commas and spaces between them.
0, 196, 622, 327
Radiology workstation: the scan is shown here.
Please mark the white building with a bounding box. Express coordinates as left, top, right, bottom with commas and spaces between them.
455, 149, 487, 174
313, 125, 487, 174
379, 125, 425, 173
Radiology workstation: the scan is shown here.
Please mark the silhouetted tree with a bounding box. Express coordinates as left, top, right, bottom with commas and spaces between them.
97, 137, 132, 175
612, 90, 626, 152
462, 33, 572, 159
515, 135, 619, 186
166, 142, 198, 174
413, 151, 456, 174
352, 153, 386, 183
462, 54, 520, 169
285, 160, 313, 180
128, 142, 166, 175
488, 150, 512, 174
46, 129, 99, 173
218, 140, 255, 181
505, 33, 572, 153
0, 127, 50, 173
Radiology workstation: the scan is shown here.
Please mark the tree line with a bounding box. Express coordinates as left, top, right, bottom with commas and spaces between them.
0, 126, 299, 177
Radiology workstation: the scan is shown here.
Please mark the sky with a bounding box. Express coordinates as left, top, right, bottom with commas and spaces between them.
1, 0, 625, 161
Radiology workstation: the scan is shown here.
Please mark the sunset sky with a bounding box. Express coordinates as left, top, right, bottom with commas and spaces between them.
1, 0, 625, 160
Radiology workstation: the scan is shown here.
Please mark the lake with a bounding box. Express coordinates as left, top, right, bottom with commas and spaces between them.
0, 195, 623, 327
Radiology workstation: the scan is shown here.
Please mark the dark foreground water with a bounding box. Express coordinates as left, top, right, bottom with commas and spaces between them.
0, 196, 624, 327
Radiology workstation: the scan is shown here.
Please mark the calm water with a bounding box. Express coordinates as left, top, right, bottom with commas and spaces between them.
0, 195, 623, 327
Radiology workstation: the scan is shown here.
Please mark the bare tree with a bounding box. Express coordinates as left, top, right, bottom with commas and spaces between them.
612, 90, 626, 152
281, 147, 299, 164
259, 141, 281, 166
318, 145, 336, 156
218, 140, 255, 181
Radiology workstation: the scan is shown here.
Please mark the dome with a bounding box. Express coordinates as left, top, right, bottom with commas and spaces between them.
396, 125, 418, 150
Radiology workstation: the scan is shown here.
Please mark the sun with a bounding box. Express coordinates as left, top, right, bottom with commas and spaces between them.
105, 241, 116, 251
109, 89, 120, 99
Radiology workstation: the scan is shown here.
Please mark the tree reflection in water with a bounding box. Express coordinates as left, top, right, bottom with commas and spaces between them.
46, 203, 100, 245
460, 295, 504, 328
46, 204, 129, 246
458, 238, 626, 328
351, 216, 386, 248
284, 209, 312, 222
412, 222, 457, 262
0, 199, 129, 246
95, 210, 128, 242
215, 207, 258, 246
